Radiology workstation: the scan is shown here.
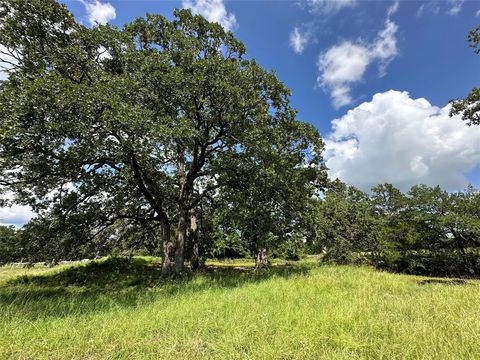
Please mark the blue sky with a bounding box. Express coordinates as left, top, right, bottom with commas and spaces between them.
62, 0, 480, 132
61, 0, 480, 190
2, 0, 480, 225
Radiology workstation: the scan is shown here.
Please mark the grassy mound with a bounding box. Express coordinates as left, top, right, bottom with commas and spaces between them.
1, 258, 479, 359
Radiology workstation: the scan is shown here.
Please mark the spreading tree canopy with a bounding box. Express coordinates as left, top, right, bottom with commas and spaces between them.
0, 0, 327, 274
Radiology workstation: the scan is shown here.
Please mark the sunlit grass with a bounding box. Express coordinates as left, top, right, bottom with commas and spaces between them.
1, 257, 479, 359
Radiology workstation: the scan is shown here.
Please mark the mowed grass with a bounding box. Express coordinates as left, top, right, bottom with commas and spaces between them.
1, 258, 479, 359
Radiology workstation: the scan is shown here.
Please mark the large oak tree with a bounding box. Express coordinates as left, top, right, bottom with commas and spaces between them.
0, 0, 326, 274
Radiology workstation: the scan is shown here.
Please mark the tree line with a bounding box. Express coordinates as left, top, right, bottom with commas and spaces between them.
2, 181, 480, 277
313, 181, 480, 277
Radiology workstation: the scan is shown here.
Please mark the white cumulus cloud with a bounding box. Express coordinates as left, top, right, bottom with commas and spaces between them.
317, 42, 371, 108
317, 16, 398, 108
325, 90, 480, 192
0, 192, 35, 227
81, 0, 116, 26
182, 0, 237, 31
0, 204, 34, 227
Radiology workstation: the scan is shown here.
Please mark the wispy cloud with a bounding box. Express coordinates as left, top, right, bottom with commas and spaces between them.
447, 0, 464, 15
305, 0, 357, 14
416, 0, 463, 17
387, 0, 399, 17
317, 5, 399, 108
290, 26, 311, 54
416, 4, 425, 17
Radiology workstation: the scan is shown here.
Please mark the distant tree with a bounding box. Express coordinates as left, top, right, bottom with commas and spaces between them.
441, 186, 480, 273
450, 26, 480, 125
0, 0, 326, 274
208, 120, 326, 266
407, 185, 449, 249
373, 184, 480, 276
312, 181, 480, 276
0, 225, 20, 264
314, 180, 380, 264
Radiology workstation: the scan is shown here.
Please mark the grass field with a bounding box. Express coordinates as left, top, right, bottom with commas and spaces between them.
1, 257, 479, 359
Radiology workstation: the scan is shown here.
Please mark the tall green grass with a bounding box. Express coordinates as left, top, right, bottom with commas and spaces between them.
1, 257, 479, 359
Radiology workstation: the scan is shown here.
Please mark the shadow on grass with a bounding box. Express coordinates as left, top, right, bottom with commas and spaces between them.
417, 279, 468, 286
0, 257, 313, 321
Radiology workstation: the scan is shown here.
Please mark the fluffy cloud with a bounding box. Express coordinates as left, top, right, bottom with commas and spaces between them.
372, 19, 398, 76
0, 204, 34, 227
317, 16, 398, 108
317, 42, 371, 108
305, 0, 357, 14
182, 0, 237, 31
325, 90, 480, 192
290, 27, 310, 54
81, 0, 116, 26
0, 191, 34, 227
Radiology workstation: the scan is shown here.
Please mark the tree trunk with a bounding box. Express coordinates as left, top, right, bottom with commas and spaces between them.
189, 210, 200, 271
255, 248, 269, 268
174, 207, 188, 274
161, 220, 174, 277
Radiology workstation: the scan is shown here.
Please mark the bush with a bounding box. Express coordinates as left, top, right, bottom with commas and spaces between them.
377, 249, 480, 277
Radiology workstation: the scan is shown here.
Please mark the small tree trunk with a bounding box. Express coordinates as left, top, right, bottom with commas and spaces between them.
255, 248, 269, 268
161, 220, 174, 277
189, 211, 200, 271
174, 207, 188, 275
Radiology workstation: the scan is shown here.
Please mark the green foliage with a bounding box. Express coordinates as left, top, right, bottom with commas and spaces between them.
0, 225, 20, 264
449, 25, 480, 125
313, 180, 380, 264
1, 0, 478, 279
0, 0, 327, 273
308, 179, 480, 277
273, 234, 306, 261
374, 184, 480, 276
